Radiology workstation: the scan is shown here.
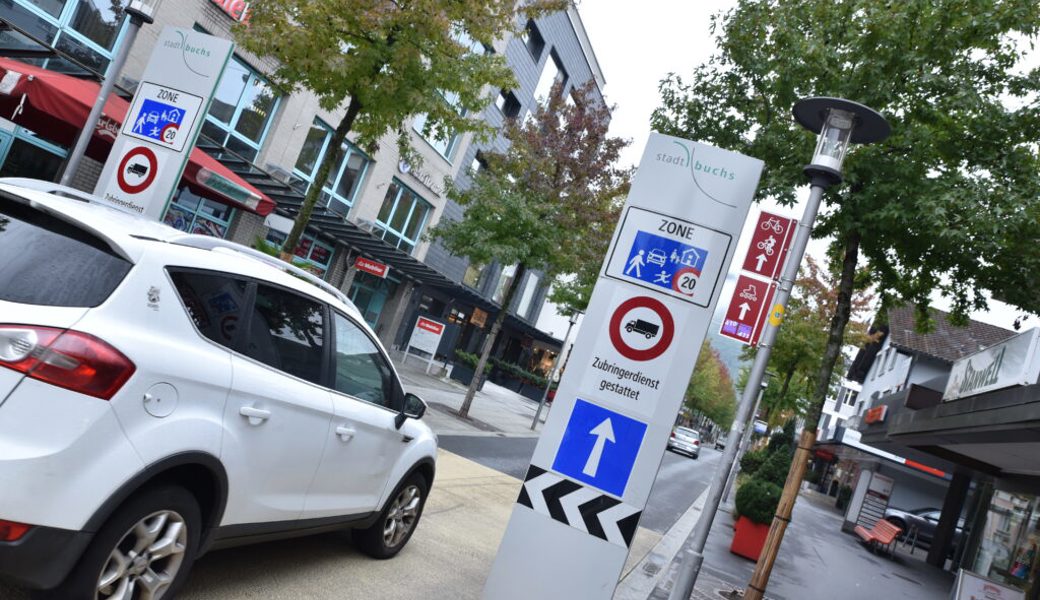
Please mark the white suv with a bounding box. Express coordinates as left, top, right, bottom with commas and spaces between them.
0, 180, 437, 599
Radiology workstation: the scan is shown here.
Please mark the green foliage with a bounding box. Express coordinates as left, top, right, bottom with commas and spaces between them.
754, 447, 794, 488
453, 351, 491, 373
253, 236, 281, 257
805, 469, 821, 485
739, 447, 769, 474
767, 420, 796, 454
491, 359, 547, 388
735, 478, 783, 526
685, 340, 738, 429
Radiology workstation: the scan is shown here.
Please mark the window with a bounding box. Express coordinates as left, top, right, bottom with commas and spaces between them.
493, 265, 517, 304
264, 230, 335, 277
412, 110, 459, 159
463, 262, 484, 288
496, 91, 522, 119
0, 192, 131, 307
533, 51, 567, 103
847, 391, 859, 406
169, 271, 248, 349
163, 187, 235, 238
522, 20, 545, 60
332, 312, 394, 407
0, 128, 66, 181
469, 152, 488, 176
244, 284, 325, 385
375, 180, 431, 254
202, 57, 280, 162
9, 0, 127, 72
291, 118, 370, 215
515, 273, 539, 319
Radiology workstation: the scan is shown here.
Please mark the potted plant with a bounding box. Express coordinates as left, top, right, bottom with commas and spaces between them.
732, 478, 782, 560
449, 351, 488, 389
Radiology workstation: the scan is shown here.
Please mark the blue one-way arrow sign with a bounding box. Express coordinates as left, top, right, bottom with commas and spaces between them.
552, 399, 647, 497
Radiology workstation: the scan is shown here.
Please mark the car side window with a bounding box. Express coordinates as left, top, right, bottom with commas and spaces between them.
168, 270, 248, 349
244, 284, 325, 385
332, 312, 394, 408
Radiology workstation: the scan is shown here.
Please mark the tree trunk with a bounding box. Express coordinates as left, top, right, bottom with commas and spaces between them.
744, 232, 860, 600
280, 96, 362, 261
763, 367, 794, 425
458, 263, 527, 419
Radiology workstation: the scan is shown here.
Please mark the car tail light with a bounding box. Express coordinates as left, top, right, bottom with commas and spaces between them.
0, 325, 135, 400
0, 520, 31, 542
693, 440, 700, 446
670, 431, 675, 438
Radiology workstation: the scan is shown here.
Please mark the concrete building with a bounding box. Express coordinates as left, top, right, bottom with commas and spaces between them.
0, 0, 607, 375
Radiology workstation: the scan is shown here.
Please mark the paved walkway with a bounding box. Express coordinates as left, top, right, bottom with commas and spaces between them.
392, 355, 548, 437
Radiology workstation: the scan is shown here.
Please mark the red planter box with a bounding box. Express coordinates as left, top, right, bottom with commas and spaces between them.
730, 515, 771, 560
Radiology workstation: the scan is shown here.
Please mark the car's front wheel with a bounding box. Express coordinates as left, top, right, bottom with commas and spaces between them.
354, 473, 428, 559
39, 485, 201, 600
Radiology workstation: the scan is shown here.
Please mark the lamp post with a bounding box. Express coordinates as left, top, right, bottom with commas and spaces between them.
667, 97, 889, 600
59, 0, 162, 187
721, 372, 774, 506
531, 311, 580, 430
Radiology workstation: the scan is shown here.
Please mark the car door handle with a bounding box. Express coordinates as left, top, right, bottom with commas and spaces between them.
335, 425, 356, 442
239, 405, 271, 425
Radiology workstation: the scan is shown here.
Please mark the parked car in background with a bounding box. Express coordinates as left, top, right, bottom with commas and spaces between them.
715, 437, 726, 450
0, 180, 437, 599
667, 426, 701, 458
883, 506, 966, 552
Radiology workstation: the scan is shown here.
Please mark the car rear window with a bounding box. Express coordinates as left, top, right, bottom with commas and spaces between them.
0, 194, 132, 307
677, 427, 699, 437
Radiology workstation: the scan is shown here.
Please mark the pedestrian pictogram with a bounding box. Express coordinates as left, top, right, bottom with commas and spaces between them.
622, 230, 708, 291
551, 399, 647, 497
116, 146, 158, 195
742, 211, 797, 280
608, 296, 674, 361
516, 465, 641, 548
720, 275, 773, 345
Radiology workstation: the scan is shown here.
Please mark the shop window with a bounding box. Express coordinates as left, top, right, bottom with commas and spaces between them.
0, 128, 66, 181
201, 56, 280, 163
163, 187, 235, 239
264, 230, 335, 278
972, 491, 1040, 593
521, 20, 544, 61
533, 50, 567, 103
375, 180, 431, 254
290, 118, 370, 216
348, 271, 399, 328
447, 308, 468, 325
9, 0, 127, 72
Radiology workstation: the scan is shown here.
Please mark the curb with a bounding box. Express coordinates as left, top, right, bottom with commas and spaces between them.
614, 486, 711, 599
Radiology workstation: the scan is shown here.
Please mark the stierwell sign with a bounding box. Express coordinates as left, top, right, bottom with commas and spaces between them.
484, 133, 762, 599
94, 27, 233, 220
943, 328, 1040, 402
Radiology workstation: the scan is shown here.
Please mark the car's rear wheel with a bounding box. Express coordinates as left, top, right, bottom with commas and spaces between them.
37, 485, 200, 600
354, 473, 428, 559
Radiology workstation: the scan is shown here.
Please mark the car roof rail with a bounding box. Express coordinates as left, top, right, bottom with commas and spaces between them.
170, 234, 353, 306
0, 177, 106, 205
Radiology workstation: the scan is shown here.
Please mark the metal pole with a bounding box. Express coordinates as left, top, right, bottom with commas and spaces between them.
531, 316, 577, 429
59, 14, 145, 187
667, 181, 827, 600
721, 382, 766, 505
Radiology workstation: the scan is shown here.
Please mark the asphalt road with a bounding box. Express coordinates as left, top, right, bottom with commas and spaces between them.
438, 434, 723, 533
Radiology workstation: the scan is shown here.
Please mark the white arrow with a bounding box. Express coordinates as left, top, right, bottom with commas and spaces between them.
755, 253, 768, 271
583, 418, 616, 477
738, 302, 751, 320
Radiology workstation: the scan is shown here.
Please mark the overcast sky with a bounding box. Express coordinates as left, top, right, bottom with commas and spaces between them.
542, 0, 1035, 337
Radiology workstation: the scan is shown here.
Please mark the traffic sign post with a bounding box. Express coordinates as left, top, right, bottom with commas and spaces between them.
94, 27, 233, 219
484, 133, 762, 599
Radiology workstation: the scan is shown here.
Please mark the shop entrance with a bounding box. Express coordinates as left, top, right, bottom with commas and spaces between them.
349, 271, 399, 328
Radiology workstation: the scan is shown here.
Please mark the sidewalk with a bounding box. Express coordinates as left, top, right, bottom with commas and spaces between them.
633, 487, 955, 600
392, 355, 548, 437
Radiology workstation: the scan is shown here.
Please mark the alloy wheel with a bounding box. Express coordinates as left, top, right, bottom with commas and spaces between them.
383, 484, 422, 549
96, 509, 187, 600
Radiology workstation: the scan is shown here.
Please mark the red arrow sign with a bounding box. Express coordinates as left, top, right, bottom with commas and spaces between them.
742, 211, 796, 281
720, 275, 772, 345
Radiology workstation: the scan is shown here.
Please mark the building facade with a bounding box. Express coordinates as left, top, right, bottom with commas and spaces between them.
0, 0, 607, 374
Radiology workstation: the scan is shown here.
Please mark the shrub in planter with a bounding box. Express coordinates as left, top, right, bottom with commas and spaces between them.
739, 448, 769, 475
731, 478, 782, 560
753, 448, 794, 488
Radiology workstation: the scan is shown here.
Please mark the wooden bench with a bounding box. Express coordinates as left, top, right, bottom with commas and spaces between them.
854, 519, 902, 556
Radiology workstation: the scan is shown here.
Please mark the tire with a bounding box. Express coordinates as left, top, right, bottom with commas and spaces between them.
38, 485, 201, 600
354, 473, 429, 559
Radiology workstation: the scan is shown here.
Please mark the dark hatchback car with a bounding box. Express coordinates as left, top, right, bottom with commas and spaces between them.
883, 507, 966, 551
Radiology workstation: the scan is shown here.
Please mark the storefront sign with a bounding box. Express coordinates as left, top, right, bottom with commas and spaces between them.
944, 328, 1040, 402
355, 256, 389, 278
211, 0, 250, 22
398, 160, 444, 196
405, 317, 445, 375
951, 569, 1025, 600
864, 404, 888, 424
485, 133, 762, 599
94, 27, 233, 219
470, 307, 488, 328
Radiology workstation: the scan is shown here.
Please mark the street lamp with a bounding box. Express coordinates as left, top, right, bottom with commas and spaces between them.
668, 98, 889, 600
59, 0, 163, 186
530, 311, 580, 430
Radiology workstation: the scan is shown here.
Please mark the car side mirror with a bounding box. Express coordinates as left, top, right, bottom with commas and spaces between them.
395, 393, 427, 429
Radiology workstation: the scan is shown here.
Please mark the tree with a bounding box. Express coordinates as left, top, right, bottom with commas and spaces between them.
652, 1, 1040, 595
431, 81, 630, 418
686, 340, 738, 429
236, 0, 563, 257
743, 256, 874, 426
